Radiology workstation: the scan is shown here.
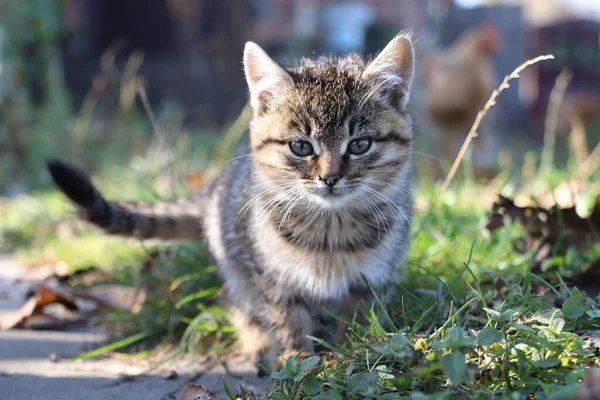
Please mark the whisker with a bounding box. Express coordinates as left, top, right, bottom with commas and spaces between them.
252, 187, 301, 227
361, 178, 413, 197
356, 191, 388, 240
361, 109, 397, 122
279, 193, 305, 232
410, 151, 439, 161
361, 186, 411, 227
225, 153, 253, 163
230, 183, 298, 230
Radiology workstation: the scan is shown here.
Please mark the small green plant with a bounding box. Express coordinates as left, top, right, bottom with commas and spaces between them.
270, 354, 323, 399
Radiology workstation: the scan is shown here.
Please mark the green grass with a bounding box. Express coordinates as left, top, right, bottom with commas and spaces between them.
265, 200, 600, 398
2, 114, 600, 398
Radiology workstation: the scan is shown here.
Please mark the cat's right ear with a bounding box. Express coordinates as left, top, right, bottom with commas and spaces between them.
244, 42, 293, 116
361, 33, 415, 111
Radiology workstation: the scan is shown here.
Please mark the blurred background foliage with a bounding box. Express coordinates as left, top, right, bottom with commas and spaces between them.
0, 0, 598, 194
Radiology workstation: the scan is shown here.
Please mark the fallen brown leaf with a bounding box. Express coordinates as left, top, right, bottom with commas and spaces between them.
73, 284, 146, 314
0, 294, 38, 331
487, 195, 600, 297
535, 180, 587, 209
570, 258, 600, 298
0, 284, 79, 331
0, 269, 144, 330
486, 195, 600, 250
180, 383, 220, 400
186, 171, 209, 191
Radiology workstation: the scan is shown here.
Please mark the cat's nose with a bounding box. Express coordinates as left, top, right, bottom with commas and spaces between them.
319, 172, 342, 187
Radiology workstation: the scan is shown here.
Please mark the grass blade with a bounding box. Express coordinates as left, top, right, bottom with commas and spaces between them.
72, 330, 161, 361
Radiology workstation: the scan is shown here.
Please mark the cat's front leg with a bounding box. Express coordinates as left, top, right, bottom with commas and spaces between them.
228, 306, 270, 364
260, 297, 314, 369
335, 287, 375, 343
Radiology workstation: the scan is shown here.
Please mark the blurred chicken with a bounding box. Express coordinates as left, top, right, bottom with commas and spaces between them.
420, 23, 503, 177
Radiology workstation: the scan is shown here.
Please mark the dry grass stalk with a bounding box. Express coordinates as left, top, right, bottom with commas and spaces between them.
567, 106, 589, 168
440, 54, 555, 193
539, 68, 572, 176
577, 140, 600, 181
138, 86, 165, 149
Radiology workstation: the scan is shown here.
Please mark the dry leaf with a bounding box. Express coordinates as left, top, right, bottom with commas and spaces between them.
535, 180, 583, 209
570, 258, 600, 298
0, 267, 144, 330
186, 171, 209, 191
0, 284, 79, 330
487, 195, 600, 296
486, 195, 600, 250
180, 383, 219, 400
0, 295, 39, 331
74, 284, 146, 313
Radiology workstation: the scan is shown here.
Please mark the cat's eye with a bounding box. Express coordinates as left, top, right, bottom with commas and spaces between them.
289, 141, 314, 157
347, 138, 372, 155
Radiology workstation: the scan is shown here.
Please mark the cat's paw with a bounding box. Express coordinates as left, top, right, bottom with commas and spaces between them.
255, 347, 315, 376
276, 348, 316, 369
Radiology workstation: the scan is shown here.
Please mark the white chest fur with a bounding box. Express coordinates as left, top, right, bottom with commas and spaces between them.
252, 220, 399, 301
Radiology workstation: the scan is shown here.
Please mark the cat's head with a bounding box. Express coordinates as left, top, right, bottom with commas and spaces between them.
243, 33, 415, 207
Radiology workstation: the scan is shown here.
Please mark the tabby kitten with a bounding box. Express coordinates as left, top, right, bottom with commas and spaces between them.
47, 32, 415, 368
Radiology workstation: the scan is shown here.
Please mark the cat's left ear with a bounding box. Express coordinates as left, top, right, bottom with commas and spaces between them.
244, 42, 293, 116
361, 32, 415, 111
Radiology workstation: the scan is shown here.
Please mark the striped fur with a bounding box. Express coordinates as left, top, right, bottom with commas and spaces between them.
48, 33, 416, 369
47, 160, 204, 240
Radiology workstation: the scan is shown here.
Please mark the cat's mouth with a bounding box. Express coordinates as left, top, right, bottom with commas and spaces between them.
311, 186, 352, 204
316, 187, 343, 197
307, 180, 356, 205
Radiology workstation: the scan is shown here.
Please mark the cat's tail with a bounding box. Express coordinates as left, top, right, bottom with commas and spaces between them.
46, 159, 203, 241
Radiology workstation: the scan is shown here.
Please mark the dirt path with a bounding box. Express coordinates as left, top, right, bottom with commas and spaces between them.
0, 256, 269, 399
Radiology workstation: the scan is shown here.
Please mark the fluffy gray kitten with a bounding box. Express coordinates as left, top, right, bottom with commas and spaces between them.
47, 32, 415, 369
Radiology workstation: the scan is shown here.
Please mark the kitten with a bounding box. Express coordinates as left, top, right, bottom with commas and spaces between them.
47, 32, 415, 369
